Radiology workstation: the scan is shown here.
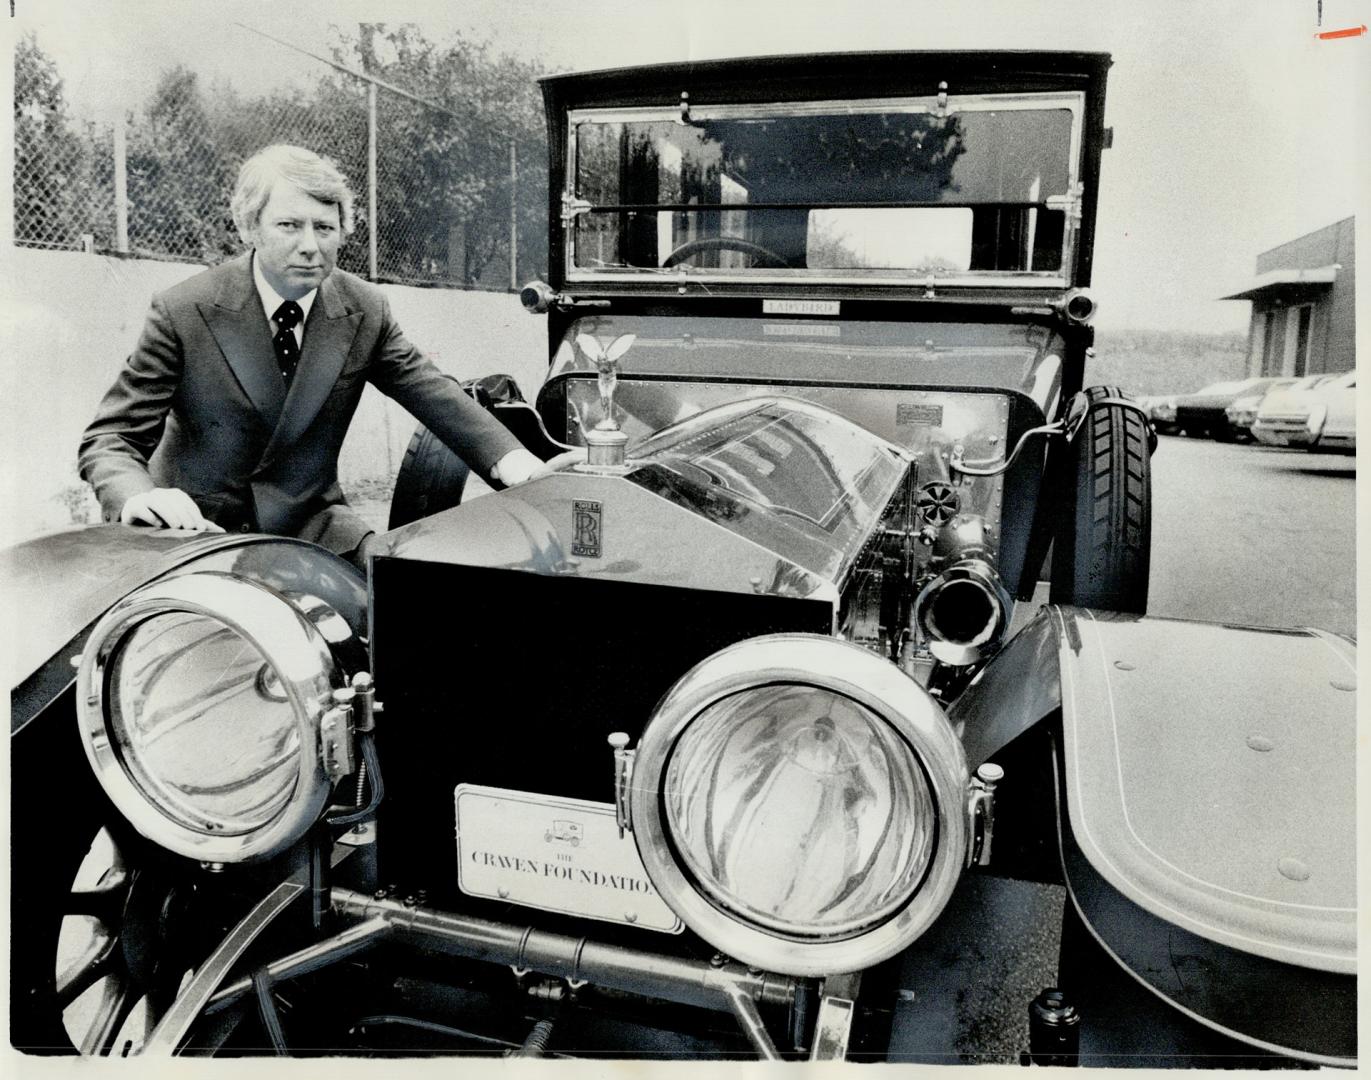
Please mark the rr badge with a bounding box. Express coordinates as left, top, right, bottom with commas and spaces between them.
572, 500, 602, 557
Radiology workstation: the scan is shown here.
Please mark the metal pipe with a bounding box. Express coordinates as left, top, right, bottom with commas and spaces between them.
252, 968, 288, 1055
205, 916, 391, 1014
509, 138, 518, 291
206, 888, 804, 1048
724, 984, 781, 1060
309, 833, 330, 931
367, 82, 378, 282
950, 422, 1064, 477
113, 119, 128, 253
913, 557, 1012, 666
232, 23, 461, 118
331, 888, 800, 1015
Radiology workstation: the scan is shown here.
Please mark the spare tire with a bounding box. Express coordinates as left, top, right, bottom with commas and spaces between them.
1049, 385, 1152, 613
387, 423, 471, 531
387, 374, 531, 531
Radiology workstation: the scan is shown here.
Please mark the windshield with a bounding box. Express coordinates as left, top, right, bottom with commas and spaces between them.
568, 93, 1083, 285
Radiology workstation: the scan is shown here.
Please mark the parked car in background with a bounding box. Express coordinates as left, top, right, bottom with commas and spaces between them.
1143, 394, 1179, 434
1253, 370, 1356, 451
1224, 377, 1298, 440
1160, 376, 1295, 440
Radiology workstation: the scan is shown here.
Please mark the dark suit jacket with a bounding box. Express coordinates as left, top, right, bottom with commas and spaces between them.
78, 254, 521, 554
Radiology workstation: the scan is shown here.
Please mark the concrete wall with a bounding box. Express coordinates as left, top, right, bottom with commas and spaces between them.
0, 246, 546, 547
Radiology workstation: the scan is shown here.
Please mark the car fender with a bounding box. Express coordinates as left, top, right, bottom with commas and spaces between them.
7, 525, 367, 734
955, 606, 1357, 961
949, 605, 1357, 1062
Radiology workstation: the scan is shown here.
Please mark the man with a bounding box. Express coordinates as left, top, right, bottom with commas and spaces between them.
79, 144, 557, 566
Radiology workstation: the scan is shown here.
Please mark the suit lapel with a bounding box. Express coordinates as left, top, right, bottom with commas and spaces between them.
258, 273, 362, 471
199, 255, 287, 430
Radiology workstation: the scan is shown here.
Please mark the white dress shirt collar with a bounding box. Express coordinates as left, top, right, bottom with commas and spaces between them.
251, 252, 317, 334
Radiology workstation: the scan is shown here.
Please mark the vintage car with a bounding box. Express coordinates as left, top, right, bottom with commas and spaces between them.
1252, 369, 1357, 451
8, 52, 1356, 1065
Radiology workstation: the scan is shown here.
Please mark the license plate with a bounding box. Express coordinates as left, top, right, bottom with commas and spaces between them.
455, 785, 684, 934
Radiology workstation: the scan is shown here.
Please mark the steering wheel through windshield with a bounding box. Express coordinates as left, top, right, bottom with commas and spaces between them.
661, 236, 793, 270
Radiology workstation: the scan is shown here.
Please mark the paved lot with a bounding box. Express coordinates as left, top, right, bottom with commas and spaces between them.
1148, 434, 1356, 636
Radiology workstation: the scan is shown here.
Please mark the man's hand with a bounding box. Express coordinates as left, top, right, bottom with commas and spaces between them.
537, 447, 589, 476
490, 447, 588, 486
120, 488, 225, 532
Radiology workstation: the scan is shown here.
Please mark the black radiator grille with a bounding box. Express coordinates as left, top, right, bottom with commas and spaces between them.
368, 557, 832, 904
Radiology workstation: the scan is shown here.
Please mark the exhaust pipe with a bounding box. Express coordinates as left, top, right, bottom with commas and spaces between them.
914, 560, 1012, 665
912, 516, 1012, 666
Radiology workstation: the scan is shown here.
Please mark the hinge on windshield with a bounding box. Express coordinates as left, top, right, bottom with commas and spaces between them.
934, 80, 950, 116
561, 194, 593, 228
1046, 182, 1086, 226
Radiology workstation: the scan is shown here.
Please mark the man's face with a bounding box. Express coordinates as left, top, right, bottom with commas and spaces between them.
250, 181, 342, 300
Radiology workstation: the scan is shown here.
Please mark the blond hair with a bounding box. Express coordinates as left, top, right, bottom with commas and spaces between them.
231, 144, 355, 240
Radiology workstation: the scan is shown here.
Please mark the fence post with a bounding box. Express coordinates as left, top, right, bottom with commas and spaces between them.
367, 81, 378, 282
509, 138, 518, 291
113, 115, 129, 254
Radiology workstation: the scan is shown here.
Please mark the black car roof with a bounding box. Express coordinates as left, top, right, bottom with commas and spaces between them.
540, 50, 1112, 110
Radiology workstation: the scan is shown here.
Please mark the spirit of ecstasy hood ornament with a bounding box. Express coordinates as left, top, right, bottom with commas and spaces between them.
576, 333, 636, 468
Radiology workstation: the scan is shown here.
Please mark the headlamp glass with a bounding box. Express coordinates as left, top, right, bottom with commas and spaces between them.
109, 611, 301, 834
663, 684, 935, 938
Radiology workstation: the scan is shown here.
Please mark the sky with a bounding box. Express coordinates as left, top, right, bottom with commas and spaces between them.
5, 0, 1368, 333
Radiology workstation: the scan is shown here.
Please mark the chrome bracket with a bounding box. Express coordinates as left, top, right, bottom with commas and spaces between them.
966, 762, 1004, 868
561, 194, 593, 228
934, 80, 950, 115
1046, 183, 1085, 226
810, 972, 861, 1060
319, 700, 355, 784
319, 671, 378, 783
349, 671, 377, 732
608, 732, 635, 838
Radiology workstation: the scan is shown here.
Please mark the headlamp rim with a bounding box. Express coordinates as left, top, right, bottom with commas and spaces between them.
630, 633, 969, 977
77, 571, 339, 863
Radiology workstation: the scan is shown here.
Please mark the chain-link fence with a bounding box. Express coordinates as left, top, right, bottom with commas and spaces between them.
13, 29, 548, 289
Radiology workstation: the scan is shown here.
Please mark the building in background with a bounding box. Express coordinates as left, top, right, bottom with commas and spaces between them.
1221, 217, 1355, 379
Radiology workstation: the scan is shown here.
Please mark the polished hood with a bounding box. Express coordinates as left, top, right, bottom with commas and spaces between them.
376, 397, 911, 602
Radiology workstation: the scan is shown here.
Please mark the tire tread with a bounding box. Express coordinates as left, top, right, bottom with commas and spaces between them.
1050, 385, 1151, 612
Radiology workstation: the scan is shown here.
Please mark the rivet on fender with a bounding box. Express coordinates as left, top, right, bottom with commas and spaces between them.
1277, 858, 1311, 882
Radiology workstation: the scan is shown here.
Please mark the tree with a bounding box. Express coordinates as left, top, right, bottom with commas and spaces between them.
14, 24, 551, 287
124, 66, 239, 262
13, 33, 104, 250
325, 24, 551, 286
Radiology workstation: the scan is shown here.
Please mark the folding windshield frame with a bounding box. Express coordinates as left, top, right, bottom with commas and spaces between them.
564, 91, 1087, 290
